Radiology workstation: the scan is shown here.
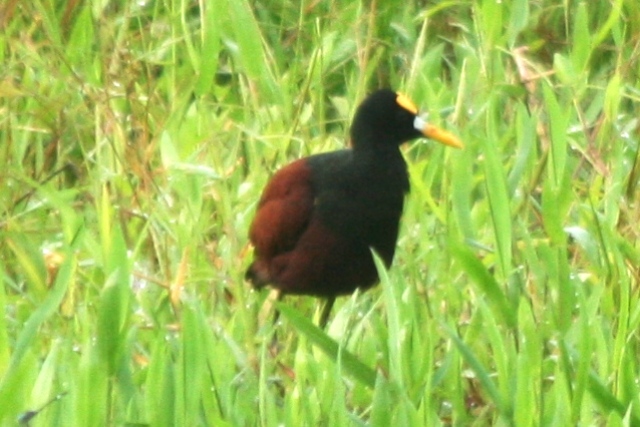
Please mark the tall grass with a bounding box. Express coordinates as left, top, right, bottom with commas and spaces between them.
1, 0, 639, 425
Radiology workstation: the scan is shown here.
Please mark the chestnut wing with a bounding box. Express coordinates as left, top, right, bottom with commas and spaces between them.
248, 159, 315, 260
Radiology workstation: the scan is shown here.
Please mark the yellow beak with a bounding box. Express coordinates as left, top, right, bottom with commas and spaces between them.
414, 117, 464, 149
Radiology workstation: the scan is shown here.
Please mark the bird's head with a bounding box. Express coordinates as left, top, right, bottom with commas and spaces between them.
350, 89, 463, 150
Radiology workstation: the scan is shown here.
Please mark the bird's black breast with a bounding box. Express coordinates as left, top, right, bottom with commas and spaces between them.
306, 148, 409, 265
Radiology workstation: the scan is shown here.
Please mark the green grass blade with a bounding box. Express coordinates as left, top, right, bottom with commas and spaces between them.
588, 371, 639, 424
482, 99, 513, 279
0, 253, 75, 423
276, 303, 377, 388
445, 324, 511, 421
451, 243, 516, 328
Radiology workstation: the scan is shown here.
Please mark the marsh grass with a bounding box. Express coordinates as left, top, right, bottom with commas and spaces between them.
1, 0, 640, 425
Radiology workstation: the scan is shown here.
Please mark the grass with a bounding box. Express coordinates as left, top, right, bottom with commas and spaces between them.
1, 0, 640, 425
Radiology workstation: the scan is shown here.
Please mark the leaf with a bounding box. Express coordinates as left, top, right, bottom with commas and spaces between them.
482, 106, 513, 279
276, 303, 377, 388
506, 0, 529, 46
0, 253, 75, 402
445, 324, 511, 419
451, 243, 516, 328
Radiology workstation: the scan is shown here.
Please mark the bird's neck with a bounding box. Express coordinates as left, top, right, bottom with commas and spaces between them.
350, 116, 401, 151
351, 138, 402, 157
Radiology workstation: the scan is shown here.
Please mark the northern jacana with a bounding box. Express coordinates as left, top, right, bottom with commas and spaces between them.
246, 89, 463, 327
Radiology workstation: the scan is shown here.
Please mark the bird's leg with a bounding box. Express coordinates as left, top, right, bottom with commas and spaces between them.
258, 289, 283, 354
258, 288, 283, 326
270, 290, 284, 354
318, 296, 336, 329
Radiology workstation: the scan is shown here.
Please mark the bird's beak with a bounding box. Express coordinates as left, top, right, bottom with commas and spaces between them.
413, 116, 464, 149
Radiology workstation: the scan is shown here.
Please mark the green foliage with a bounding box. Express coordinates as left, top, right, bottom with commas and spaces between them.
1, 0, 640, 425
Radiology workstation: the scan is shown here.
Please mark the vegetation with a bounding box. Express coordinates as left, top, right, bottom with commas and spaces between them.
1, 0, 639, 425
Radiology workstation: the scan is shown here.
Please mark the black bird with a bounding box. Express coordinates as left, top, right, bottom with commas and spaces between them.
246, 89, 463, 326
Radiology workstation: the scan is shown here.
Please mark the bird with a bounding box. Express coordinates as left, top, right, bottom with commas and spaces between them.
245, 89, 463, 327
